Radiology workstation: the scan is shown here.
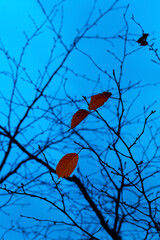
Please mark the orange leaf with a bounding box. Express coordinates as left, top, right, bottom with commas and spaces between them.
56, 153, 79, 178
88, 92, 112, 110
69, 109, 89, 130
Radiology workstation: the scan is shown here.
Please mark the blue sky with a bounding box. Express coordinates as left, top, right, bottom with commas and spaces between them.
0, 1, 160, 239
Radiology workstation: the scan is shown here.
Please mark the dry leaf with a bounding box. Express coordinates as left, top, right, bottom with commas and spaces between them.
56, 153, 79, 178
69, 109, 89, 131
88, 92, 112, 110
137, 33, 149, 46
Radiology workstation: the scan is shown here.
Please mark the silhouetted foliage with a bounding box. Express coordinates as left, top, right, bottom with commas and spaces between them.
137, 33, 149, 46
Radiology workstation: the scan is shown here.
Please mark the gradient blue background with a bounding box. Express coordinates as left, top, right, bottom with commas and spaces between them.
0, 1, 160, 239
